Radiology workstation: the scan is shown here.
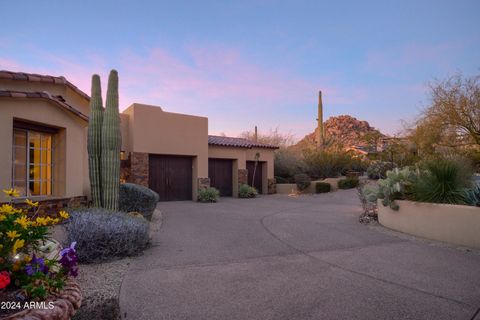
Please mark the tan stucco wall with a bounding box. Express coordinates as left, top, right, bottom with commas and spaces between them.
246, 148, 275, 178
378, 200, 480, 249
208, 146, 247, 169
0, 98, 89, 202
0, 80, 90, 116
122, 103, 208, 199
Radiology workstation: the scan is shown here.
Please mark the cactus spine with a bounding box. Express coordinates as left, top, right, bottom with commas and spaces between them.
101, 70, 121, 210
87, 75, 104, 207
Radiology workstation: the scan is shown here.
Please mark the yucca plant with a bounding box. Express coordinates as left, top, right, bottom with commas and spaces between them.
412, 158, 472, 204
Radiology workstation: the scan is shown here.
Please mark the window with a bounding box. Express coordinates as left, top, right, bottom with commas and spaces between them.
12, 128, 54, 197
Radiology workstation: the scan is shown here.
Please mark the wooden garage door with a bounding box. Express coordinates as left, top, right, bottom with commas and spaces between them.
246, 161, 263, 193
209, 159, 233, 196
149, 155, 192, 201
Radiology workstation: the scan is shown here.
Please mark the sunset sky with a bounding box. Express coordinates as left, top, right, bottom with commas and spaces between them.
1, 0, 479, 140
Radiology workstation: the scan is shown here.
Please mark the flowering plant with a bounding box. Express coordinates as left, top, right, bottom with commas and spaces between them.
0, 188, 78, 299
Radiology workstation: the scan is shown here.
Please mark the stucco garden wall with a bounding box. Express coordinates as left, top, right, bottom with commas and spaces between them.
378, 200, 480, 249
276, 178, 343, 194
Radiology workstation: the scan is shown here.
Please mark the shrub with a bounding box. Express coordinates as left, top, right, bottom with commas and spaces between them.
119, 183, 159, 221
66, 208, 149, 263
412, 158, 473, 205
198, 187, 220, 203
338, 177, 359, 189
275, 176, 290, 184
294, 173, 311, 191
315, 182, 331, 193
303, 149, 354, 179
274, 148, 302, 181
238, 184, 258, 198
367, 161, 396, 179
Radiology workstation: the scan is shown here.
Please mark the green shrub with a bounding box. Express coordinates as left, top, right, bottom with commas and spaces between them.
119, 183, 159, 221
294, 173, 311, 191
274, 149, 302, 181
198, 187, 220, 203
315, 182, 331, 193
275, 176, 290, 184
412, 158, 473, 204
367, 161, 396, 179
66, 208, 149, 263
239, 184, 258, 198
338, 177, 359, 189
303, 149, 355, 179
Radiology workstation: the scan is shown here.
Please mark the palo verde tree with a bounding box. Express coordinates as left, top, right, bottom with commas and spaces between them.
411, 73, 480, 151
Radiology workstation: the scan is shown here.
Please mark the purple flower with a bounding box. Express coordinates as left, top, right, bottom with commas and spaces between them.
25, 254, 49, 276
59, 242, 78, 277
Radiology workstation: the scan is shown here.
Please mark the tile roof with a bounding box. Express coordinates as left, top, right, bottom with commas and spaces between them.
0, 70, 90, 101
208, 135, 279, 149
0, 90, 88, 121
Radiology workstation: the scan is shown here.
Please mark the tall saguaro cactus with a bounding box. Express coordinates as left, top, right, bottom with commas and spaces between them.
87, 75, 104, 207
101, 70, 122, 210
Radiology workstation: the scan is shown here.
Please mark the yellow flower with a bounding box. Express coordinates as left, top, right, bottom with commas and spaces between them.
12, 239, 25, 254
34, 217, 48, 226
25, 199, 39, 207
3, 188, 20, 197
0, 204, 15, 215
14, 215, 30, 229
59, 211, 70, 219
24, 255, 32, 263
6, 230, 20, 240
0, 214, 5, 222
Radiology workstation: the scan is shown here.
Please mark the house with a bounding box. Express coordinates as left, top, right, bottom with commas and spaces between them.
0, 71, 278, 205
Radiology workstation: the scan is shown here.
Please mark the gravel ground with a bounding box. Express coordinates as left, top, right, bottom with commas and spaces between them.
53, 208, 163, 320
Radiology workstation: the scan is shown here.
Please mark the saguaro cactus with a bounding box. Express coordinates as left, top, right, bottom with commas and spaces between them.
101, 70, 122, 210
87, 74, 104, 207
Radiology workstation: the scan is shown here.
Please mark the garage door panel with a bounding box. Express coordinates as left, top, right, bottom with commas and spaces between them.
209, 159, 233, 196
149, 155, 192, 201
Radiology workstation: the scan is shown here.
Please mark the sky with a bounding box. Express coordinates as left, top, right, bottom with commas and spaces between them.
1, 1, 479, 141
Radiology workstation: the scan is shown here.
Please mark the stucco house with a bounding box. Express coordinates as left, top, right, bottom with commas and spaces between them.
0, 71, 277, 204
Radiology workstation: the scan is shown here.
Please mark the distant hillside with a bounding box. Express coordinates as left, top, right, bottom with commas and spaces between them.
293, 115, 385, 151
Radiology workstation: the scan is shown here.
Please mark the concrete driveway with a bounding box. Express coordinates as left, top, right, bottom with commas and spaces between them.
120, 190, 480, 320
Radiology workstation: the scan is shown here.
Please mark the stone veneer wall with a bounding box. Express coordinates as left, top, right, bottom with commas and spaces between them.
268, 178, 277, 194
129, 152, 149, 187
3, 196, 88, 218
238, 169, 248, 188
197, 177, 211, 189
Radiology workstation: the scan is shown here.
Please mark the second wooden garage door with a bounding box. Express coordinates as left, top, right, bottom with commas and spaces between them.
208, 159, 233, 196
149, 155, 192, 201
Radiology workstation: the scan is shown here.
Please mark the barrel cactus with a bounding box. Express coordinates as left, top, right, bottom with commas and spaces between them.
101, 70, 122, 210
87, 74, 104, 207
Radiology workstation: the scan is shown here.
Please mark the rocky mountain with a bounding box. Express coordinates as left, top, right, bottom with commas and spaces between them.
293, 115, 385, 151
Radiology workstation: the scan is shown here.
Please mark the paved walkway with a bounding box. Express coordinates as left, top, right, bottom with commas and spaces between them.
120, 190, 480, 320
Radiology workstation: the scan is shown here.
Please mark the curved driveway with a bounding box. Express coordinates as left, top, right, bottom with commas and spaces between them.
120, 190, 480, 320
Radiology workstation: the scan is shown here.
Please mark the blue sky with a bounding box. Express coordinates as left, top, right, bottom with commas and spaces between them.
1, 0, 479, 140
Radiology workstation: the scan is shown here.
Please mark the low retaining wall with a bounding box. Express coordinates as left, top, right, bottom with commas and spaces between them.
378, 200, 480, 249
276, 178, 344, 194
